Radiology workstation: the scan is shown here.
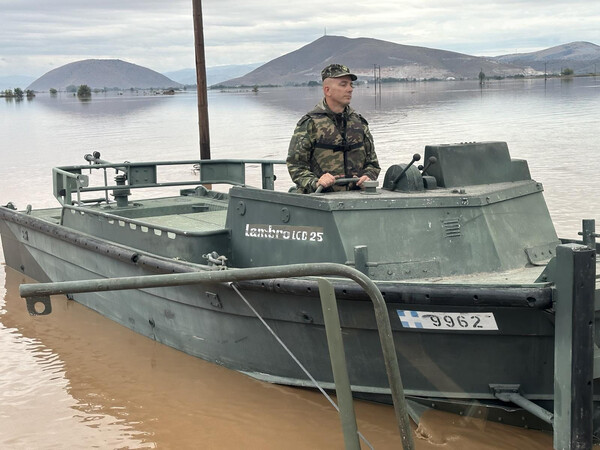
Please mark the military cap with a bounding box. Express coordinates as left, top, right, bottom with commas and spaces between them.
321, 64, 357, 81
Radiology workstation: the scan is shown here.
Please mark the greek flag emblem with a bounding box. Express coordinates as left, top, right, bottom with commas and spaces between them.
397, 310, 423, 328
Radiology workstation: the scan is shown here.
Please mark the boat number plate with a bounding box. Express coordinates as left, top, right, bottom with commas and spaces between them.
397, 310, 498, 331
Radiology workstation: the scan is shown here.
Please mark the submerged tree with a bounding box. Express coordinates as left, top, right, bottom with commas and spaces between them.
561, 67, 574, 77
77, 84, 92, 98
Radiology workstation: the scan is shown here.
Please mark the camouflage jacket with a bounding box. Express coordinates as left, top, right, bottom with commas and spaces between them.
286, 99, 380, 193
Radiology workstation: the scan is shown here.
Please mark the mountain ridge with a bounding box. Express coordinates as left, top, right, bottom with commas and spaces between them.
493, 41, 600, 74
220, 37, 600, 87
28, 59, 182, 91
20, 39, 600, 92
165, 63, 263, 86
219, 35, 535, 86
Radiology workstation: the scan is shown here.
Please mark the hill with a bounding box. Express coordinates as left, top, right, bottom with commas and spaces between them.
165, 63, 262, 86
28, 59, 182, 91
218, 35, 535, 87
493, 42, 600, 74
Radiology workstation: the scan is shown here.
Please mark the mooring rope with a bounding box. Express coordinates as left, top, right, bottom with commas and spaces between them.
230, 282, 374, 449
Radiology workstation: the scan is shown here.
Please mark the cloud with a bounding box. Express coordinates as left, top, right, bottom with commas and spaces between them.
0, 0, 598, 76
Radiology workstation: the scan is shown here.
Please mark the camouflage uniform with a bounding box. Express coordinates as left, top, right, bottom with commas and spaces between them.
287, 98, 380, 193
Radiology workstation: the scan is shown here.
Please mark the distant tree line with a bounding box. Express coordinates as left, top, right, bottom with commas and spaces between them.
59, 84, 92, 98
1, 87, 35, 99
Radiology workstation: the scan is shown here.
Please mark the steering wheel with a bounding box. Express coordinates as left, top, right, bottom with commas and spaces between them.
314, 177, 360, 194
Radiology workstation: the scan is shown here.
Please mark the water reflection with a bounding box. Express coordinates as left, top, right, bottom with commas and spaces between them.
34, 90, 176, 118
0, 288, 148, 448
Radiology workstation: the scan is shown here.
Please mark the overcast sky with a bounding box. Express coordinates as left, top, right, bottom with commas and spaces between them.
1, 0, 599, 77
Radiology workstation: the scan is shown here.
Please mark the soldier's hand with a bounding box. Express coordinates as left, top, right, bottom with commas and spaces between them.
356, 175, 371, 187
317, 173, 339, 188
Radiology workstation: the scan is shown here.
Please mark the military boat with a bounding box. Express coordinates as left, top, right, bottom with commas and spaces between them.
2, 1, 598, 444
1, 140, 598, 437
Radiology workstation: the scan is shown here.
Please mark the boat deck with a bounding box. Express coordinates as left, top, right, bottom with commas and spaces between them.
29, 204, 229, 234
398, 255, 600, 286
142, 210, 227, 232
30, 207, 62, 224
407, 266, 548, 285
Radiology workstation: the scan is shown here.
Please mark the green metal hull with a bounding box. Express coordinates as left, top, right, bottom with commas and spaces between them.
0, 208, 559, 400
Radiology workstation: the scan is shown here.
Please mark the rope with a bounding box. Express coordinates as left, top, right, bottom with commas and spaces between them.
230, 283, 374, 449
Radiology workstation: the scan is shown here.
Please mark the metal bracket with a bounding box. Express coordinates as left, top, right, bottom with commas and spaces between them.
25, 296, 53, 316
490, 384, 553, 424
206, 291, 222, 309
525, 243, 557, 265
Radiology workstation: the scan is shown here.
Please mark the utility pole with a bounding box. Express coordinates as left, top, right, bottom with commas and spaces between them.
373, 64, 381, 92
192, 0, 210, 160
373, 64, 382, 107
374, 64, 377, 97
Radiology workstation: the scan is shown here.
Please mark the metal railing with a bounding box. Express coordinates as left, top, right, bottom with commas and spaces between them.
20, 263, 415, 449
52, 157, 286, 205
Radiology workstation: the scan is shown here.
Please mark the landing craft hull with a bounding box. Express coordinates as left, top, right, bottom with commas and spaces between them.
0, 206, 563, 404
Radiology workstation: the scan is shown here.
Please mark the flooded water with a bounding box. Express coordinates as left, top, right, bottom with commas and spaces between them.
1, 77, 599, 448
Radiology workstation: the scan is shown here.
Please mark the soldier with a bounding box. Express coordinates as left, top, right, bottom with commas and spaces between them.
287, 63, 380, 193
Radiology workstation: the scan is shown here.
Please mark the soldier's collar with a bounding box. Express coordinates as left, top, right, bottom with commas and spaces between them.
319, 98, 353, 117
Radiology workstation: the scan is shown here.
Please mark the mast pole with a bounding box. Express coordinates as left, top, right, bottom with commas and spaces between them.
192, 0, 210, 159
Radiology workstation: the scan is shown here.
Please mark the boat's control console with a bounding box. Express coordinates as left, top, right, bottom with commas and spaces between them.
382, 141, 531, 192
